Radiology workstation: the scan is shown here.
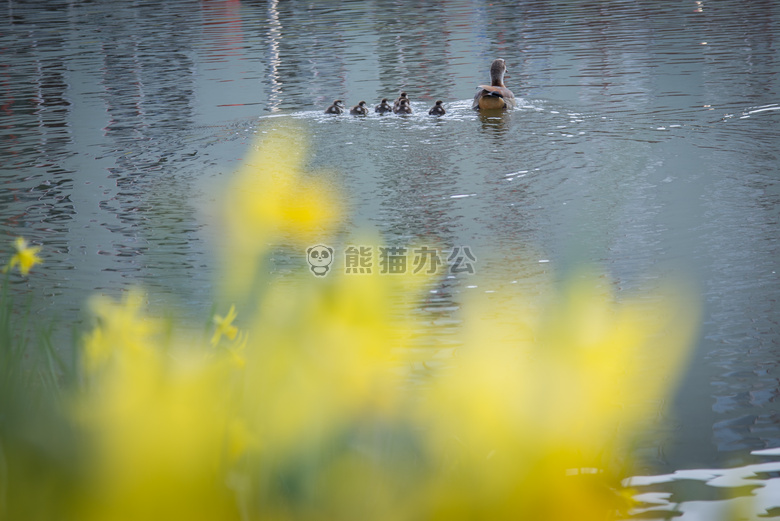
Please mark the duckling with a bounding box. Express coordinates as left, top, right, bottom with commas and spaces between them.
472, 58, 516, 110
350, 101, 369, 115
375, 98, 393, 114
428, 100, 446, 116
394, 98, 412, 115
393, 92, 409, 112
324, 99, 346, 114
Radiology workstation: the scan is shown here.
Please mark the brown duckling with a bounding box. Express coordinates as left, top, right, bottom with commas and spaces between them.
375, 98, 393, 114
324, 99, 346, 114
472, 58, 516, 110
393, 92, 409, 112
394, 98, 412, 115
350, 101, 369, 115
428, 100, 446, 116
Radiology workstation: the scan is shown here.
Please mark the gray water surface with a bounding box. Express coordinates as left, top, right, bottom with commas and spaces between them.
2, 0, 779, 481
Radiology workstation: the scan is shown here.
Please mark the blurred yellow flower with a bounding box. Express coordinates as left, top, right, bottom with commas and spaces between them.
211, 304, 239, 346
219, 122, 342, 299
69, 267, 696, 521
11, 125, 697, 521
82, 290, 161, 374
3, 236, 42, 276
238, 266, 425, 457
76, 293, 244, 521
414, 274, 698, 520
226, 331, 249, 368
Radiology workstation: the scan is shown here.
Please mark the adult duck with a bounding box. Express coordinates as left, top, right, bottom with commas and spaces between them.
375, 98, 393, 114
350, 101, 369, 115
428, 100, 446, 116
472, 59, 516, 110
324, 99, 346, 114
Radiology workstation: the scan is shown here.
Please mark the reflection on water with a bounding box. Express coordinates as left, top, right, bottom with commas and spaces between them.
1, 0, 779, 493
625, 448, 780, 520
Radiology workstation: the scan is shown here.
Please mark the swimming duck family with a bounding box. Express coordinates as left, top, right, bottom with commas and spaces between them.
326, 94, 441, 116
325, 94, 435, 116
326, 97, 449, 116
326, 59, 517, 116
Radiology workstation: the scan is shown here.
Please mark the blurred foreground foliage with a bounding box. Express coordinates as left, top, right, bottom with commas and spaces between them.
1, 123, 698, 521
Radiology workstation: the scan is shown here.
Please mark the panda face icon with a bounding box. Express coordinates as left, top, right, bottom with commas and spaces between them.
307, 245, 334, 276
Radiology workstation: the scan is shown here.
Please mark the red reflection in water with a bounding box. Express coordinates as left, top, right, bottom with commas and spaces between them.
201, 0, 245, 62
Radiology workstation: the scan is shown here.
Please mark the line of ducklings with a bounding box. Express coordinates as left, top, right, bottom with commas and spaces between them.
325, 92, 446, 116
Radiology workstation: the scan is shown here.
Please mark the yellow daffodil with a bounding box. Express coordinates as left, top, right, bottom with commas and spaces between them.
76, 293, 244, 521
226, 331, 249, 368
55, 126, 701, 521
414, 274, 698, 520
219, 122, 342, 299
211, 305, 238, 346
3, 236, 42, 276
82, 290, 161, 374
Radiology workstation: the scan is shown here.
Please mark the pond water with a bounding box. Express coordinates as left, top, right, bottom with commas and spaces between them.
2, 0, 779, 513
